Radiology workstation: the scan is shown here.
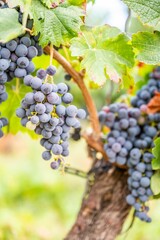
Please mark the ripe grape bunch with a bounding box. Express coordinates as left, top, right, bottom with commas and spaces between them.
0, 2, 42, 104
0, 114, 8, 138
99, 103, 157, 222
0, 3, 43, 137
16, 65, 86, 169
131, 67, 160, 109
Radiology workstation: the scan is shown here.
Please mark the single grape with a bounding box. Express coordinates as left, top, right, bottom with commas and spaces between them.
62, 93, 73, 104
126, 195, 135, 205
140, 177, 150, 188
46, 65, 56, 76
52, 144, 63, 155
57, 83, 68, 94
27, 46, 38, 59
14, 68, 27, 78
16, 108, 26, 118
15, 44, 28, 57
37, 69, 47, 79
42, 151, 52, 160
20, 37, 31, 47
0, 59, 10, 71
17, 57, 29, 68
112, 142, 121, 153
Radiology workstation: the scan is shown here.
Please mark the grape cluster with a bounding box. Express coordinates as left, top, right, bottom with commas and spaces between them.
99, 103, 157, 222
99, 103, 155, 165
16, 66, 86, 168
127, 150, 153, 222
0, 4, 43, 138
0, 34, 41, 82
0, 115, 8, 138
131, 67, 160, 109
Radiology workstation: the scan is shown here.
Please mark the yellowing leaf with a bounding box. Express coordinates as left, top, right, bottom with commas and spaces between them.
70, 26, 135, 87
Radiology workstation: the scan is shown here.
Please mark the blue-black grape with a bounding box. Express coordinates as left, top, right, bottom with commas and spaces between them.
16, 66, 86, 171
99, 102, 156, 222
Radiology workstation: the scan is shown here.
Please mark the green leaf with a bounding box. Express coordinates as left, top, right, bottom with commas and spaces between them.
123, 0, 160, 30
70, 25, 135, 87
132, 31, 160, 65
151, 171, 160, 195
1, 79, 37, 138
152, 138, 160, 170
31, 0, 83, 47
0, 9, 25, 43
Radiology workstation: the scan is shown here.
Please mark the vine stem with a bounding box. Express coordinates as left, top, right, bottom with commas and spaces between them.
50, 44, 54, 65
44, 46, 101, 139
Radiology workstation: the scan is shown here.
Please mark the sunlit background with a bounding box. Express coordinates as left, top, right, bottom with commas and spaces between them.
0, 1, 160, 239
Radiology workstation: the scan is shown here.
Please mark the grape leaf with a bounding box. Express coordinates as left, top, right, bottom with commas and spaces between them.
152, 138, 160, 170
0, 9, 25, 43
132, 31, 160, 64
31, 0, 83, 47
70, 25, 135, 87
1, 79, 37, 139
123, 0, 160, 30
151, 171, 160, 195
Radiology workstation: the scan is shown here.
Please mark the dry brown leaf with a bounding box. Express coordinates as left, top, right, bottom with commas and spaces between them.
147, 92, 160, 114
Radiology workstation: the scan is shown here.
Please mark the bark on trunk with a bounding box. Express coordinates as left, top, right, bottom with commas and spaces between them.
65, 166, 130, 240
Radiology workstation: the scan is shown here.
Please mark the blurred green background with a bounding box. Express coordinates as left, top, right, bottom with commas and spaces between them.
0, 1, 160, 240
0, 134, 160, 240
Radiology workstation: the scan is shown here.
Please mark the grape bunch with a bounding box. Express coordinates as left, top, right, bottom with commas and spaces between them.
0, 115, 8, 138
16, 66, 86, 168
99, 103, 155, 165
126, 150, 153, 222
0, 34, 41, 82
0, 4, 43, 138
131, 67, 160, 109
99, 103, 157, 222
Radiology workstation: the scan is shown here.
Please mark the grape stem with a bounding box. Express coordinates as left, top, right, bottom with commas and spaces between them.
50, 43, 53, 65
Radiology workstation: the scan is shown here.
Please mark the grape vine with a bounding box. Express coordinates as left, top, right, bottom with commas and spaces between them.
0, 0, 160, 234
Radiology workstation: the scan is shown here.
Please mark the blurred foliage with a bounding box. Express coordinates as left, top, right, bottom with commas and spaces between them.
0, 134, 160, 240
0, 134, 88, 240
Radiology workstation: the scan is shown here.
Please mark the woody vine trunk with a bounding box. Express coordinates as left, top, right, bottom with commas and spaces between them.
65, 166, 130, 240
